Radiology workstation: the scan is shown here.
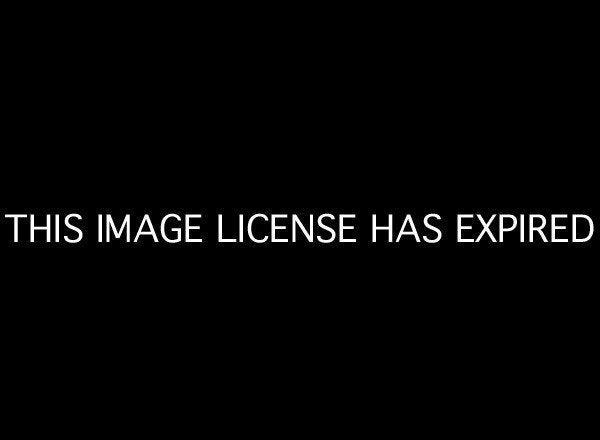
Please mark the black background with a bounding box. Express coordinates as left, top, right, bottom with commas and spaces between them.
1, 6, 597, 434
